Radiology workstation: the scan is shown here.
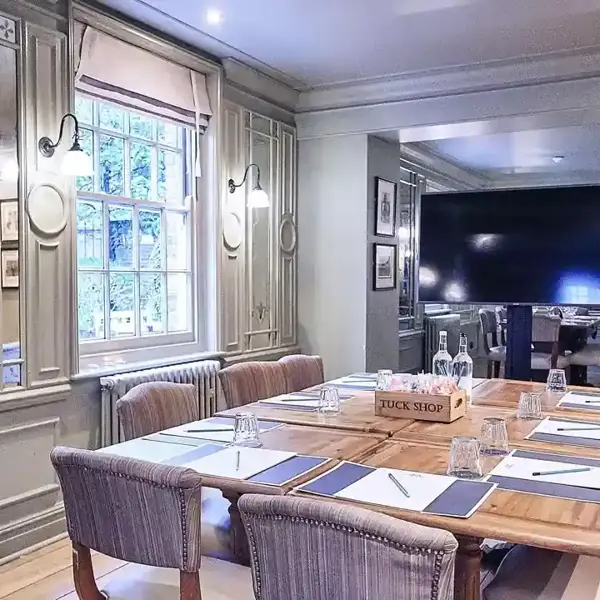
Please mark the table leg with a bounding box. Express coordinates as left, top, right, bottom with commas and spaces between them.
454, 536, 483, 600
222, 491, 250, 566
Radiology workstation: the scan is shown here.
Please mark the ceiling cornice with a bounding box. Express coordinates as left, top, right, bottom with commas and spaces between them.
483, 171, 600, 189
297, 46, 600, 113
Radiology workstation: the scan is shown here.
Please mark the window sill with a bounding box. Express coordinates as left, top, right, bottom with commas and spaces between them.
73, 349, 225, 382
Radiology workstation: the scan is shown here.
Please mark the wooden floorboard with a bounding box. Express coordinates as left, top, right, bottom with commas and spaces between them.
0, 540, 253, 600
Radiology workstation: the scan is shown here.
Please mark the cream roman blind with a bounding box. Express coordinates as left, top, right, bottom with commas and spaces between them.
75, 25, 212, 132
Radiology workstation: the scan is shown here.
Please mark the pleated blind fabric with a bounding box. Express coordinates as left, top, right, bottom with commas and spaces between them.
75, 25, 212, 132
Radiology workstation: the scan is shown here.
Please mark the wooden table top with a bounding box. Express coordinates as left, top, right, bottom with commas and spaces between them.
296, 439, 600, 557
216, 392, 415, 435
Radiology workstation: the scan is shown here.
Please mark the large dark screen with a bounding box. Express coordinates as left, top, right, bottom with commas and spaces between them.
418, 186, 600, 305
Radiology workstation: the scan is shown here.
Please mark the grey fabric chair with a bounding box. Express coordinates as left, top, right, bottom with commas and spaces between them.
479, 309, 506, 378
531, 314, 571, 370
239, 494, 457, 600
278, 354, 324, 392
51, 446, 203, 600
116, 381, 198, 441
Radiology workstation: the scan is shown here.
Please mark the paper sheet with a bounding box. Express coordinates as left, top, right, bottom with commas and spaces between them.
328, 377, 375, 389
258, 394, 320, 411
336, 468, 455, 512
527, 417, 600, 441
160, 418, 280, 443
558, 391, 600, 408
98, 438, 193, 462
182, 446, 296, 480
487, 452, 600, 489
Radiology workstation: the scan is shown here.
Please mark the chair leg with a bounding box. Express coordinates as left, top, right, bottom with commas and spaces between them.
493, 361, 501, 378
180, 571, 202, 600
72, 542, 106, 600
486, 361, 493, 379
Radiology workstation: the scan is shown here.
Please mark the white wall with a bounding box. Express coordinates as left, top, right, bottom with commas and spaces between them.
297, 135, 368, 379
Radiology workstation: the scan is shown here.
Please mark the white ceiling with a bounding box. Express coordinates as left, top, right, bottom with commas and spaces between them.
95, 0, 600, 88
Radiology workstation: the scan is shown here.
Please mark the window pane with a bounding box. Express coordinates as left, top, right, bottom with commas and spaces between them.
157, 121, 180, 147
108, 205, 133, 268
76, 128, 94, 193
75, 97, 93, 125
99, 103, 124, 132
99, 134, 124, 195
140, 273, 165, 335
130, 141, 152, 201
166, 212, 188, 270
167, 273, 189, 332
77, 200, 103, 268
130, 112, 154, 140
109, 273, 135, 337
78, 272, 105, 340
158, 149, 183, 204
138, 209, 162, 269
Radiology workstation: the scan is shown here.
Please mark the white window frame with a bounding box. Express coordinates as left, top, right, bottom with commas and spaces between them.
76, 95, 202, 370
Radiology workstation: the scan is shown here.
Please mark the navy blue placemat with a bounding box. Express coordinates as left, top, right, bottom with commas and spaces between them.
331, 383, 376, 390
488, 475, 600, 503
206, 416, 282, 431
299, 462, 375, 495
529, 432, 600, 449
257, 402, 318, 412
513, 449, 600, 468
160, 443, 225, 466
248, 455, 329, 485
560, 402, 600, 411
423, 480, 495, 518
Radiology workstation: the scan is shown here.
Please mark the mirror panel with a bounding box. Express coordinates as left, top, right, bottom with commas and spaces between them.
0, 40, 21, 389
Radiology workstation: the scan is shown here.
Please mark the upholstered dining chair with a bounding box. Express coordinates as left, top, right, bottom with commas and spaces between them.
278, 354, 324, 392
218, 361, 288, 409
531, 314, 571, 371
116, 381, 198, 440
239, 494, 458, 600
51, 446, 204, 600
479, 309, 506, 378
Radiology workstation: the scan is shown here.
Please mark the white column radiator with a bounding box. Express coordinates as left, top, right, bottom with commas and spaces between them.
100, 360, 221, 446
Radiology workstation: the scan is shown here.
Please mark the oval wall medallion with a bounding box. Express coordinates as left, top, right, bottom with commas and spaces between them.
26, 182, 68, 236
223, 210, 243, 250
279, 214, 297, 254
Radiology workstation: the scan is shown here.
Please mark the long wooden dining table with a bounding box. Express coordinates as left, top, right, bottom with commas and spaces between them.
102, 375, 600, 600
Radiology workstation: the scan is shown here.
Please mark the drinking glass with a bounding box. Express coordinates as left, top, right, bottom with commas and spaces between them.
376, 369, 393, 391
318, 386, 341, 414
546, 369, 567, 393
447, 436, 483, 479
480, 417, 509, 456
517, 392, 543, 420
231, 412, 262, 447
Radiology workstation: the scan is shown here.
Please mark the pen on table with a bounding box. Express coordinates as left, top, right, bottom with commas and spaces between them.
532, 467, 591, 477
388, 473, 410, 498
236, 450, 241, 472
584, 400, 600, 404
185, 427, 235, 433
557, 427, 600, 431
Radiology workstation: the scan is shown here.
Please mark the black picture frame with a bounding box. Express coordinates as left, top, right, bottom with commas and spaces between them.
374, 177, 397, 237
372, 243, 397, 291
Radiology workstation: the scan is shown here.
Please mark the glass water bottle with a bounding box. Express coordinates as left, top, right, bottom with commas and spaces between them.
452, 333, 474, 406
432, 330, 453, 378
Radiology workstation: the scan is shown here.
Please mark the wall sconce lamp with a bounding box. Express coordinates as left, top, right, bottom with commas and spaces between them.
38, 113, 94, 176
228, 163, 269, 208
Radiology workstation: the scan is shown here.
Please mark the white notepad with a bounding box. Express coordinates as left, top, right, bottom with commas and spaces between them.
182, 446, 296, 480
328, 377, 375, 389
527, 417, 600, 441
558, 391, 600, 408
487, 452, 600, 489
98, 438, 193, 462
161, 419, 279, 443
259, 393, 321, 409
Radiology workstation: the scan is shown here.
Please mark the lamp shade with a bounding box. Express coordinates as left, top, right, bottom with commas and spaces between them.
61, 147, 94, 176
248, 188, 269, 208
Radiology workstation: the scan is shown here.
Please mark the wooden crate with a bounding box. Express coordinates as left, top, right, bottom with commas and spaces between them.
375, 389, 467, 423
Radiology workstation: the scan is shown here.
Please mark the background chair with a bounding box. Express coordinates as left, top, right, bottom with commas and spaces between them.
218, 361, 288, 409
116, 381, 198, 440
479, 309, 506, 378
278, 354, 324, 392
531, 314, 571, 371
239, 494, 457, 600
51, 446, 204, 600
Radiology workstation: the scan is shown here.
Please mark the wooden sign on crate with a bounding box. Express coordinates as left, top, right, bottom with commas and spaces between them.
375, 389, 467, 423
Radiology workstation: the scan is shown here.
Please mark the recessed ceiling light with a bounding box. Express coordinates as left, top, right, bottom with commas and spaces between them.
552, 155, 565, 164
206, 8, 223, 25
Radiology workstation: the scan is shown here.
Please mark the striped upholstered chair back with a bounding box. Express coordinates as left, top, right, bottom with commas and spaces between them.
218, 361, 288, 409
51, 446, 204, 598
116, 381, 198, 440
239, 494, 458, 600
278, 354, 324, 392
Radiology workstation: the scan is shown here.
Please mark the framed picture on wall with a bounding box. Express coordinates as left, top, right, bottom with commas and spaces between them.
374, 177, 397, 237
2, 250, 18, 288
0, 201, 18, 242
373, 243, 397, 291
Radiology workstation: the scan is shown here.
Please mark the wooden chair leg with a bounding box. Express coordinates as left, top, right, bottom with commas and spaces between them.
72, 542, 106, 600
180, 571, 202, 600
493, 361, 501, 378
486, 360, 493, 379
